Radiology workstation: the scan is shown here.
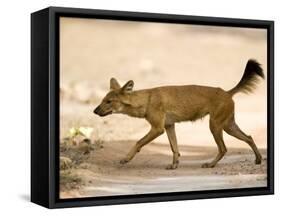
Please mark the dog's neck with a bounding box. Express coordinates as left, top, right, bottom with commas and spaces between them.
120, 90, 150, 118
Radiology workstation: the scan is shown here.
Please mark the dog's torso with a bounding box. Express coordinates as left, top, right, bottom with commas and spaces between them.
123, 85, 233, 125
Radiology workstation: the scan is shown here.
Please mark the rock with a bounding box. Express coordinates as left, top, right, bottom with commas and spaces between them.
60, 156, 72, 170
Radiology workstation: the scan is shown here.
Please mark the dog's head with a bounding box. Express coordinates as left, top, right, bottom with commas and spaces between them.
93, 78, 134, 117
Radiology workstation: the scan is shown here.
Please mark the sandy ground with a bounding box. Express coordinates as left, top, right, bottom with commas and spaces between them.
59, 18, 267, 198
60, 140, 267, 198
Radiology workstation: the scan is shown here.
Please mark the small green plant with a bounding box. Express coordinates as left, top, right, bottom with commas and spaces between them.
69, 127, 93, 139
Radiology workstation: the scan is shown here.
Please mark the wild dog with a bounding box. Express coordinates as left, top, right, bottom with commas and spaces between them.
94, 59, 264, 169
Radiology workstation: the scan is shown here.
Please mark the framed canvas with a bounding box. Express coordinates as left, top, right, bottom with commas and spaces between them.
31, 6, 274, 208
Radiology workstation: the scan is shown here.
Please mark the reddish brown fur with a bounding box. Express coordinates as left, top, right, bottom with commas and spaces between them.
94, 59, 264, 169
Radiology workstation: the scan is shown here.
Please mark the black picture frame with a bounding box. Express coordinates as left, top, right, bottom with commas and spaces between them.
31, 6, 274, 208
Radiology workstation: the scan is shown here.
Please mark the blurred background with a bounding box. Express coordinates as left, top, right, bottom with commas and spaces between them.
60, 17, 267, 146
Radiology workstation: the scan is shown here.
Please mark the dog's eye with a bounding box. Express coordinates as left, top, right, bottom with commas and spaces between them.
106, 100, 112, 104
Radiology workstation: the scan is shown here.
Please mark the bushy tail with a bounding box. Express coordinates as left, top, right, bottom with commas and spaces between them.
228, 59, 264, 96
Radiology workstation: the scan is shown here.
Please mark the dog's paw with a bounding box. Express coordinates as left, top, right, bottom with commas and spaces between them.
255, 158, 262, 165
201, 163, 215, 168
165, 164, 178, 170
120, 158, 129, 165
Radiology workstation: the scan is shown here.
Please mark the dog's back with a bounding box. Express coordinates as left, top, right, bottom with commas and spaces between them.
145, 85, 231, 124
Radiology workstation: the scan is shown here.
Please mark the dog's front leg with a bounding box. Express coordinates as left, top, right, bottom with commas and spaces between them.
165, 124, 180, 169
120, 127, 164, 164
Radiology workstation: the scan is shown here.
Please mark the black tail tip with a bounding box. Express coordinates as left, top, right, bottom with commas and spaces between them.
246, 59, 265, 79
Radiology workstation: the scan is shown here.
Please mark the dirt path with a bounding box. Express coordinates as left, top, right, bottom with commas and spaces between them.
60, 140, 267, 198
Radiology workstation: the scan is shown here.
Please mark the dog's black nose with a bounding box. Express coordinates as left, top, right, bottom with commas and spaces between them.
93, 106, 99, 114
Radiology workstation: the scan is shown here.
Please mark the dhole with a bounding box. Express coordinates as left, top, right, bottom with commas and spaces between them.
94, 59, 264, 169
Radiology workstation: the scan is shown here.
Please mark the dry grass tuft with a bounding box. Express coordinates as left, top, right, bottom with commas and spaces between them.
60, 170, 83, 191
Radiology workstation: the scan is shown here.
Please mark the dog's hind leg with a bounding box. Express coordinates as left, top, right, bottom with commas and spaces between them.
202, 119, 227, 168
165, 124, 180, 170
224, 117, 262, 164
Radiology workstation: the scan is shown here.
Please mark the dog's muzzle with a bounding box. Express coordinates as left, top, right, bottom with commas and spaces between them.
93, 106, 101, 115
93, 106, 112, 116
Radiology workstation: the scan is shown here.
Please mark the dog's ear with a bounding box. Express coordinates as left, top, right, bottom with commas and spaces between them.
121, 80, 134, 93
110, 78, 121, 90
